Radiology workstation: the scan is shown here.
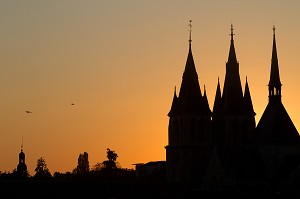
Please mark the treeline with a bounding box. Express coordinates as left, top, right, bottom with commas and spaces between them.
0, 148, 138, 182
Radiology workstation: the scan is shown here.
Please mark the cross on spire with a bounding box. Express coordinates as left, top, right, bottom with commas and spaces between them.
188, 20, 192, 45
273, 25, 276, 36
230, 24, 235, 40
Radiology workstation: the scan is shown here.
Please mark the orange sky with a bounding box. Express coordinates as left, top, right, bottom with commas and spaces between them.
0, 1, 300, 175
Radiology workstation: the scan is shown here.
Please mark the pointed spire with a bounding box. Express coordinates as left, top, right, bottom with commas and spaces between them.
180, 20, 201, 98
202, 84, 211, 115
244, 76, 255, 116
228, 24, 237, 63
213, 77, 222, 114
168, 86, 178, 117
268, 25, 282, 101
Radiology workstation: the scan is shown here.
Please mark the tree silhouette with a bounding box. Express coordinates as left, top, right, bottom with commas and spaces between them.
73, 152, 90, 175
103, 148, 119, 170
33, 157, 52, 179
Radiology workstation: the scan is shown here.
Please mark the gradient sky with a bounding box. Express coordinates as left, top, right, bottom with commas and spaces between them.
0, 0, 300, 175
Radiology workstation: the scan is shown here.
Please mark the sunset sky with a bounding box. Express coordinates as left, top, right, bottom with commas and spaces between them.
0, 1, 300, 175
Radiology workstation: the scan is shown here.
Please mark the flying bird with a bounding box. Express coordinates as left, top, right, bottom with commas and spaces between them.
25, 111, 32, 113
71, 103, 75, 105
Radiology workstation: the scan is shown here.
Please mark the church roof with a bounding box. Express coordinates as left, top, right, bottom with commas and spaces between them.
254, 101, 300, 146
169, 21, 211, 117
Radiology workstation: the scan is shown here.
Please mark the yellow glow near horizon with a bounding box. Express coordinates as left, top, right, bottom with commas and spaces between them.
0, 1, 300, 175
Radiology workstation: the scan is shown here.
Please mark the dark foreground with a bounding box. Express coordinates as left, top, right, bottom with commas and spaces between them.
1, 180, 300, 199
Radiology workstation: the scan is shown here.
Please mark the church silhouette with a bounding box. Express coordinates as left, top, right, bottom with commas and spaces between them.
165, 22, 300, 187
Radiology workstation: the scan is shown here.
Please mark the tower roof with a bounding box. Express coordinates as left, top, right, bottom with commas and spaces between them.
254, 26, 300, 147
254, 101, 299, 146
221, 24, 244, 115
268, 26, 282, 89
169, 20, 211, 117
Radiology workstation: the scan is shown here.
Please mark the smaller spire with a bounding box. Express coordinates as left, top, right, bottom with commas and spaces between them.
188, 20, 192, 50
273, 24, 276, 37
213, 77, 222, 114
244, 76, 255, 116
168, 86, 178, 117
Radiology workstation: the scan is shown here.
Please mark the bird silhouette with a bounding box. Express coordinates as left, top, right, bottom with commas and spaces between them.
71, 103, 75, 105
25, 111, 32, 113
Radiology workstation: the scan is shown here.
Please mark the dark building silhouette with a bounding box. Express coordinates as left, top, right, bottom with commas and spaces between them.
166, 21, 212, 183
211, 25, 256, 149
166, 23, 300, 187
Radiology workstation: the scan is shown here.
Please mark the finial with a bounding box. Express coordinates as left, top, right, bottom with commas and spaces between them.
273, 25, 276, 36
174, 86, 176, 93
188, 20, 192, 46
21, 135, 23, 152
218, 77, 219, 82
204, 84, 206, 92
246, 76, 248, 82
230, 24, 235, 40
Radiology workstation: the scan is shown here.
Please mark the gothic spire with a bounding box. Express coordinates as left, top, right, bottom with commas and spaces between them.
268, 25, 282, 101
222, 24, 243, 114
228, 24, 237, 63
179, 20, 201, 99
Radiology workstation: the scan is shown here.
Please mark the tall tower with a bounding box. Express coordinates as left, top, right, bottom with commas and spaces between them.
254, 26, 300, 146
212, 25, 255, 148
166, 21, 212, 184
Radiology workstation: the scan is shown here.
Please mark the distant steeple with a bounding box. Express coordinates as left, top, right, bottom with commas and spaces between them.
268, 25, 282, 102
17, 136, 28, 177
19, 136, 25, 162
